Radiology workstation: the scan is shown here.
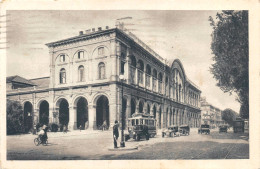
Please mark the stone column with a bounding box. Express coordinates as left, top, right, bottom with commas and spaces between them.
68, 106, 77, 130
88, 104, 96, 130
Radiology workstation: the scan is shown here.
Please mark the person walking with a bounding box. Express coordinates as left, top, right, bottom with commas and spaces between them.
102, 120, 107, 131
113, 120, 119, 148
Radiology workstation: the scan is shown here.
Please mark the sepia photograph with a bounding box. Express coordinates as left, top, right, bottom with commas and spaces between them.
1, 1, 259, 168
4, 10, 250, 160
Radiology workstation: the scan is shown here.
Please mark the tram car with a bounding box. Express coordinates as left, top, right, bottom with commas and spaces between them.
125, 113, 157, 141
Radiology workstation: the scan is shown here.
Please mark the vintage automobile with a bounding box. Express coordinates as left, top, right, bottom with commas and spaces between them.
233, 118, 244, 133
179, 125, 190, 136
162, 125, 180, 137
219, 125, 228, 133
198, 124, 210, 134
125, 113, 156, 141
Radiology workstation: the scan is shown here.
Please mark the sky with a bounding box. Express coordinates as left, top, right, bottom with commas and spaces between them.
6, 10, 241, 112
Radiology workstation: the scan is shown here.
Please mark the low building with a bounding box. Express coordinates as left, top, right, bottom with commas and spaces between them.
7, 26, 201, 131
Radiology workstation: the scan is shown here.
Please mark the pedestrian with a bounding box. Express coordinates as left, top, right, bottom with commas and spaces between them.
63, 125, 67, 133
113, 120, 119, 148
79, 125, 82, 132
102, 120, 107, 131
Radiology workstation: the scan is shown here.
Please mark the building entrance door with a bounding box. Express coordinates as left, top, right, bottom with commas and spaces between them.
96, 95, 109, 129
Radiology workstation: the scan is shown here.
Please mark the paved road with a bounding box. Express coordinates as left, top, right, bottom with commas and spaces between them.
7, 128, 249, 160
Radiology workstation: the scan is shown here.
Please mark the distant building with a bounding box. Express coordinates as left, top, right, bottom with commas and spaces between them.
200, 97, 225, 128
7, 26, 201, 131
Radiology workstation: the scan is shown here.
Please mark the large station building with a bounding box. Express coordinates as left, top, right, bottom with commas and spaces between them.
7, 26, 201, 131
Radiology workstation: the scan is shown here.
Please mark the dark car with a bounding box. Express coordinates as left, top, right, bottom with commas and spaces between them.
219, 125, 228, 133
162, 125, 180, 137
132, 125, 150, 141
179, 125, 190, 136
198, 124, 210, 134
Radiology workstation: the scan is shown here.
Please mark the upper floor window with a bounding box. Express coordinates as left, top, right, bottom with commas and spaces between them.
60, 68, 66, 84
121, 44, 127, 58
98, 47, 105, 55
121, 61, 125, 74
78, 65, 85, 82
98, 62, 106, 79
60, 55, 65, 62
78, 51, 84, 59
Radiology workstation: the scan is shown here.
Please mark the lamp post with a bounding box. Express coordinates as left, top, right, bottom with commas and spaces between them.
119, 74, 125, 147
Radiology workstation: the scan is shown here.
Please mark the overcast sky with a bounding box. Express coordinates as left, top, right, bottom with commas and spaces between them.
6, 10, 241, 112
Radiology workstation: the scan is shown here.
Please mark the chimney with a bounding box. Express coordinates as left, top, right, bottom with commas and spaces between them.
92, 28, 95, 32
85, 29, 91, 34
106, 26, 109, 29
98, 27, 102, 31
79, 31, 83, 35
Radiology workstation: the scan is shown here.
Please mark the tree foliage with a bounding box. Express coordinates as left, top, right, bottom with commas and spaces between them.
222, 108, 238, 126
7, 99, 24, 135
209, 11, 249, 119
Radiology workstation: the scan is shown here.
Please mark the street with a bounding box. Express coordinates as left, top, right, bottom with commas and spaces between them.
7, 128, 249, 160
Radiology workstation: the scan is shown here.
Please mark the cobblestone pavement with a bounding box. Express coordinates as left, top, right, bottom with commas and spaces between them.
7, 128, 249, 160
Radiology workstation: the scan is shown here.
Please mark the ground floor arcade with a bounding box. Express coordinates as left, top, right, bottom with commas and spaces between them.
8, 83, 201, 131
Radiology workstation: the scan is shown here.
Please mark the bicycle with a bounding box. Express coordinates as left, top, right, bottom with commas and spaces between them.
34, 136, 48, 146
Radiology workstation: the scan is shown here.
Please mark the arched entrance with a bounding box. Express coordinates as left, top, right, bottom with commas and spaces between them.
76, 97, 88, 129
39, 100, 49, 125
24, 102, 33, 132
58, 99, 69, 126
96, 95, 109, 129
131, 98, 136, 116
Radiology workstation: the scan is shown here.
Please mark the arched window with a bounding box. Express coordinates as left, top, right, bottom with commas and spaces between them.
98, 62, 106, 79
130, 55, 136, 67
153, 69, 157, 78
98, 47, 105, 56
78, 65, 85, 82
60, 68, 66, 84
137, 60, 144, 85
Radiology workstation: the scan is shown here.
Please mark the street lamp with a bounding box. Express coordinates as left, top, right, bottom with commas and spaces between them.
119, 74, 126, 147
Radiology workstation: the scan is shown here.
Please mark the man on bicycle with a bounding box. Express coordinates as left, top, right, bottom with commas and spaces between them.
38, 125, 48, 143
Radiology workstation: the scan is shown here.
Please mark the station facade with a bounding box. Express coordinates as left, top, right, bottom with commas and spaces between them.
7, 27, 201, 131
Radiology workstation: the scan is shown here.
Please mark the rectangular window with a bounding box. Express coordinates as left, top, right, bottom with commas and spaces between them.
121, 61, 125, 74
98, 47, 104, 55
60, 55, 65, 62
78, 51, 84, 59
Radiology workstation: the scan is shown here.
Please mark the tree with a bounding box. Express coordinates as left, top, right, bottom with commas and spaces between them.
222, 108, 238, 126
7, 99, 24, 135
209, 11, 249, 119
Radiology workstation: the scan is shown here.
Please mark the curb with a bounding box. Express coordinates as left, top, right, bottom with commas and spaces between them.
108, 146, 138, 151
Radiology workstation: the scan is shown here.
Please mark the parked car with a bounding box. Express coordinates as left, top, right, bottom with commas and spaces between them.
198, 124, 210, 134
219, 125, 228, 133
179, 125, 190, 136
162, 125, 180, 137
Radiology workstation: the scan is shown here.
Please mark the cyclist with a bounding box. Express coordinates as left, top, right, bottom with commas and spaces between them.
38, 125, 48, 144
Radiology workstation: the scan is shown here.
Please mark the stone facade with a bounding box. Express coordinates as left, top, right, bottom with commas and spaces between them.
7, 27, 201, 131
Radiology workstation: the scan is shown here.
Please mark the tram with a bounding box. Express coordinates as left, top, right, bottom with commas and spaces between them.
125, 112, 157, 141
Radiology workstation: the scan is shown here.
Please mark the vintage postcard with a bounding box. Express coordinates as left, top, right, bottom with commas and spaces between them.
0, 0, 259, 169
